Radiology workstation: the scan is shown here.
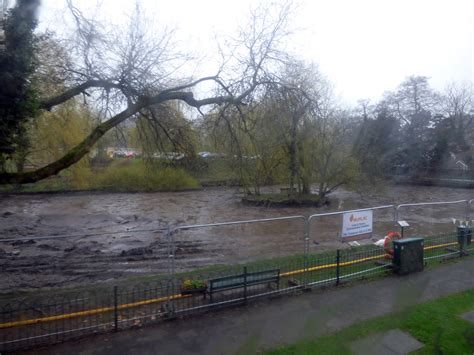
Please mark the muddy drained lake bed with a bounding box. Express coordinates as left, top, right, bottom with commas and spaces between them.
1, 185, 473, 294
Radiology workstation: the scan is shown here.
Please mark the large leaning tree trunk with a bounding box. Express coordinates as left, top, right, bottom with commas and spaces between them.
0, 0, 294, 185
0, 81, 253, 184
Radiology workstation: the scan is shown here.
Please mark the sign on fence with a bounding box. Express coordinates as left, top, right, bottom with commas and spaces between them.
342, 210, 373, 240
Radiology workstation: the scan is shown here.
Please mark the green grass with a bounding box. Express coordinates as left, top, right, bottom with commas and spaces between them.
0, 174, 72, 193
0, 159, 200, 193
0, 245, 376, 304
192, 158, 240, 186
267, 288, 474, 354
2, 236, 468, 305
242, 193, 328, 207
95, 161, 199, 192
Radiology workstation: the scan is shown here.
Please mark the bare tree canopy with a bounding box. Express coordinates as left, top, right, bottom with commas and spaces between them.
0, 0, 295, 184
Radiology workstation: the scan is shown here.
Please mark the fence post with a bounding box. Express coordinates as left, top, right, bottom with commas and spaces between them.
303, 218, 310, 289
113, 285, 118, 332
393, 205, 399, 227
458, 226, 466, 258
170, 227, 176, 280
465, 200, 471, 222
336, 250, 340, 286
165, 226, 175, 317
462, 200, 471, 258
243, 266, 248, 304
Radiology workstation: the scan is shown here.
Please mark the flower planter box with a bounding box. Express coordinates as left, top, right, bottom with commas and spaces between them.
180, 286, 207, 296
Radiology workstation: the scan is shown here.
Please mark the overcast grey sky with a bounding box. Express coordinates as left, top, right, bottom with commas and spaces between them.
39, 0, 473, 105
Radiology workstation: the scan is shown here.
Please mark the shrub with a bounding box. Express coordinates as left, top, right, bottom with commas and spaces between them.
96, 162, 199, 191
69, 159, 94, 189
181, 279, 207, 289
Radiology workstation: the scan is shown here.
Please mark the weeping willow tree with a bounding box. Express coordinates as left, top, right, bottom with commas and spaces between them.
0, 1, 296, 186
26, 100, 96, 188
300, 114, 361, 199
203, 60, 360, 199
132, 102, 198, 167
198, 97, 289, 195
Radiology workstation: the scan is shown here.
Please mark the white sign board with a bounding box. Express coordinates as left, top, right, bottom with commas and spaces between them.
397, 220, 410, 228
342, 210, 373, 239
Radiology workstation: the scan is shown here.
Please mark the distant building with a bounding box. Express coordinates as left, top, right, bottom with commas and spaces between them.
445, 152, 470, 171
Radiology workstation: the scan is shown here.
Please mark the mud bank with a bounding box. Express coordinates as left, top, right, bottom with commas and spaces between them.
1, 185, 472, 293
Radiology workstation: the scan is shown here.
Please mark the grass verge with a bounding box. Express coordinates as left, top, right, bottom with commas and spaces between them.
95, 161, 199, 192
267, 288, 474, 354
1, 236, 469, 304
0, 159, 200, 193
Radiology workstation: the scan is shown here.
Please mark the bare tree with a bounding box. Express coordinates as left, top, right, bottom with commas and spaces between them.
357, 99, 372, 122
433, 82, 474, 159
440, 82, 473, 125
0, 0, 295, 185
381, 75, 438, 126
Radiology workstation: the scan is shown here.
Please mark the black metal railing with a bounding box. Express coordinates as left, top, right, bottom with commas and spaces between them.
1, 231, 471, 352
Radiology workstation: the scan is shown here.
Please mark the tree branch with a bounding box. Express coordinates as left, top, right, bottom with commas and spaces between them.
39, 79, 131, 110
1, 83, 252, 184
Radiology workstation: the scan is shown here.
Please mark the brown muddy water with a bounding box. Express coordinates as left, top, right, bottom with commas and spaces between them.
1, 185, 473, 293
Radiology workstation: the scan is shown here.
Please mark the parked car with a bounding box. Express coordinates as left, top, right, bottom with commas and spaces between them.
198, 152, 226, 159
152, 152, 185, 160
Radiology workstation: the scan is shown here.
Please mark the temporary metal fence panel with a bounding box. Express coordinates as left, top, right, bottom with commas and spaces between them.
168, 216, 306, 317
1, 231, 472, 352
0, 226, 170, 294
2, 199, 474, 352
0, 227, 169, 352
305, 205, 395, 286
307, 205, 395, 245
395, 199, 470, 237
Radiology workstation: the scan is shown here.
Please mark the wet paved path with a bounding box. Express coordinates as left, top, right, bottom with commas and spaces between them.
30, 258, 474, 354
